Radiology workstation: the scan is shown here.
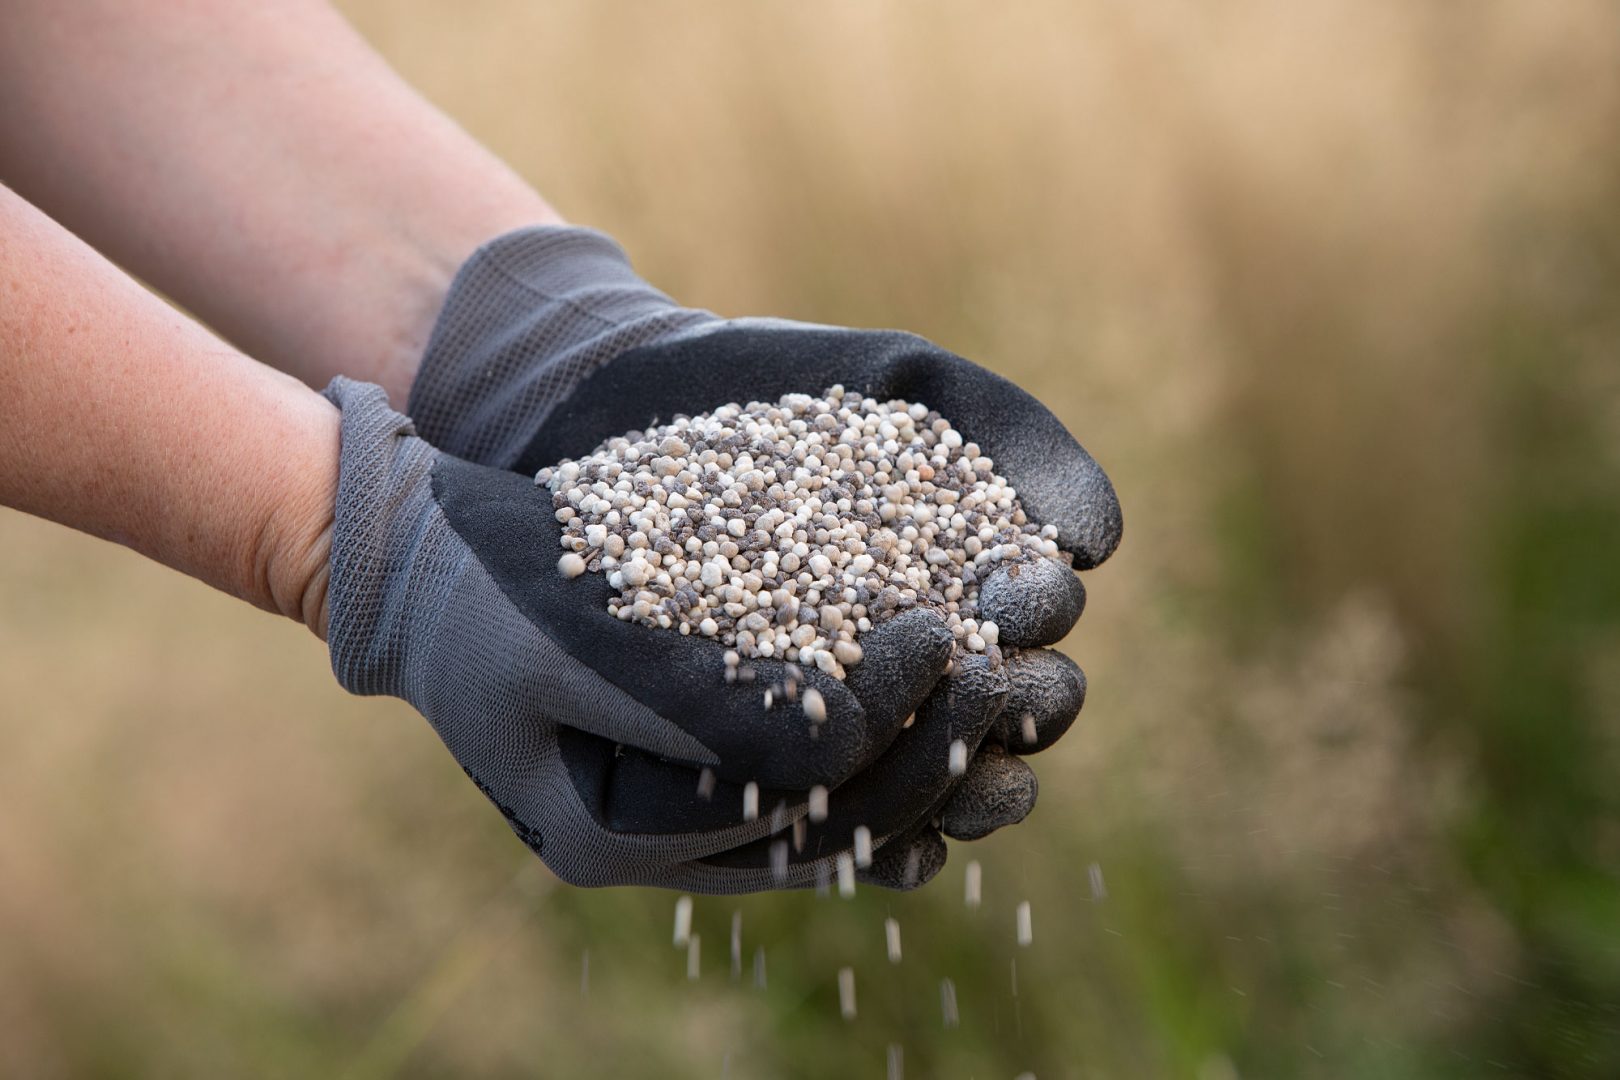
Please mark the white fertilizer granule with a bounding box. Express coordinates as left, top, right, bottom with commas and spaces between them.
964, 860, 982, 909
673, 895, 693, 947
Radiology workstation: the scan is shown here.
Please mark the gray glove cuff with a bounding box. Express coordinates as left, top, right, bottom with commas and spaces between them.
323, 376, 471, 699
407, 225, 719, 469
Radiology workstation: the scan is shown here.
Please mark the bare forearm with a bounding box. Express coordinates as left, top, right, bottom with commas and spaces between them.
0, 185, 336, 634
0, 0, 559, 404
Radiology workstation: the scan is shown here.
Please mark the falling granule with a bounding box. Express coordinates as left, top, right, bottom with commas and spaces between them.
792, 816, 807, 852
753, 946, 767, 989
808, 785, 829, 823
902, 845, 922, 889
837, 852, 857, 898
803, 687, 827, 724
884, 917, 902, 964
1010, 957, 1019, 998
687, 934, 701, 980
814, 862, 831, 897
742, 781, 759, 821
674, 895, 694, 947
1016, 900, 1033, 946
948, 738, 968, 776
1088, 861, 1108, 901
581, 949, 590, 998
1020, 712, 1038, 746
696, 767, 717, 801
770, 839, 790, 881
1014, 1073, 1037, 1080
853, 825, 874, 868
886, 1043, 904, 1080
964, 860, 982, 909
768, 800, 788, 835
940, 978, 960, 1028
730, 910, 743, 981
838, 967, 857, 1020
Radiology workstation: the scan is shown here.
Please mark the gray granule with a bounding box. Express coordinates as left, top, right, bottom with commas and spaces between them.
537, 386, 1074, 679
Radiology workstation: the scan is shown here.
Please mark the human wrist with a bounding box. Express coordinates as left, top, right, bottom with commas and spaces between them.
341, 198, 565, 407
242, 387, 340, 639
260, 403, 340, 641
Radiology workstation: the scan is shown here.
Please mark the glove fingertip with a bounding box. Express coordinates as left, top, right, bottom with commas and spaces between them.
843, 608, 954, 767
926, 652, 1011, 739
858, 828, 948, 891
991, 648, 1087, 754
977, 558, 1086, 647
939, 745, 1038, 841
1062, 469, 1124, 571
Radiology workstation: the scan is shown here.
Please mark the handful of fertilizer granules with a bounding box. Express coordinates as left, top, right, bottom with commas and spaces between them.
536, 385, 1065, 680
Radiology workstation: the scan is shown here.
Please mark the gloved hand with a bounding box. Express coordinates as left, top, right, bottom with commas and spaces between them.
325, 377, 974, 892
398, 227, 1122, 888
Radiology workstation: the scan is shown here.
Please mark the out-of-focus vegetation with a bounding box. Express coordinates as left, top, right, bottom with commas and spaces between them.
4, 2, 1619, 1076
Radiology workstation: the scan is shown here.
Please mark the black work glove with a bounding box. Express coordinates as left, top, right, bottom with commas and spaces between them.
404, 227, 1122, 888
323, 378, 954, 893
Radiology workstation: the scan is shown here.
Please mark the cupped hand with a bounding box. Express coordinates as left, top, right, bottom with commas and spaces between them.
496, 322, 1120, 888
397, 226, 1121, 890
324, 379, 965, 892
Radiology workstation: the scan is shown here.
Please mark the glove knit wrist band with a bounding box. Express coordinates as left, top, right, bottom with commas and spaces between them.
407, 225, 718, 469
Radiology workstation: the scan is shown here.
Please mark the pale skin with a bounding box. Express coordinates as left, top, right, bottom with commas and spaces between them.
0, 1, 564, 633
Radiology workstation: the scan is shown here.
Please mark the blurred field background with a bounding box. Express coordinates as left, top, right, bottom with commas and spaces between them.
4, 1, 1619, 1076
